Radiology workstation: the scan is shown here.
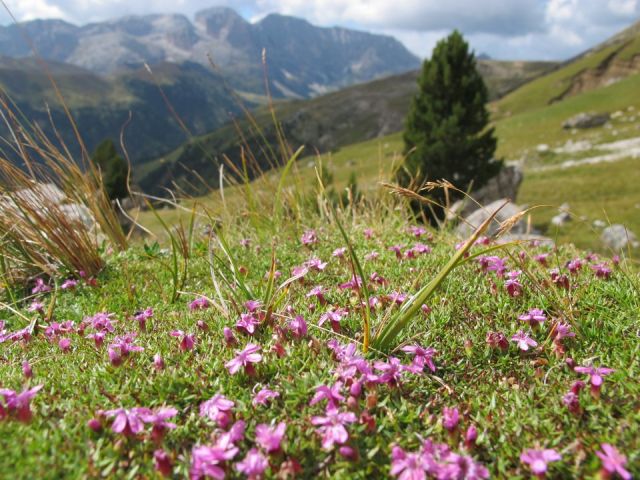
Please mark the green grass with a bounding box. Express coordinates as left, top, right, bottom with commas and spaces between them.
494, 73, 640, 160
1, 203, 638, 478
519, 156, 640, 252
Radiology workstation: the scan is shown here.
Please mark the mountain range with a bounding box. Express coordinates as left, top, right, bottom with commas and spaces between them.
0, 7, 419, 98
0, 7, 419, 164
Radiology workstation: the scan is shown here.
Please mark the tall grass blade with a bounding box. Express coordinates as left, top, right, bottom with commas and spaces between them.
372, 202, 507, 351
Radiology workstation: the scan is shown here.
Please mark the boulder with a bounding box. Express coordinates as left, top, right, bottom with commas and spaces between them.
448, 165, 524, 219
601, 224, 639, 251
562, 112, 610, 129
456, 199, 527, 238
550, 203, 571, 227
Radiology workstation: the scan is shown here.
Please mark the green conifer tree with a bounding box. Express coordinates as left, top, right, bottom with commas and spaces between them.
91, 139, 129, 200
399, 30, 501, 220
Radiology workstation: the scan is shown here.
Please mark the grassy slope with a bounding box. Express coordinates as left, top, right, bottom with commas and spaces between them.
0, 207, 637, 478
135, 60, 556, 193
492, 19, 640, 120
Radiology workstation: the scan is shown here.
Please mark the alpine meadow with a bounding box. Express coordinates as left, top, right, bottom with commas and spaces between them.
0, 2, 638, 480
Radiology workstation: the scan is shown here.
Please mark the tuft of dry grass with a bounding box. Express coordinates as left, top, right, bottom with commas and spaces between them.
0, 92, 127, 286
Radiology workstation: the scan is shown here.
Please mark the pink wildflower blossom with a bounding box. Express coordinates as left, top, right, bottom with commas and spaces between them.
596, 443, 631, 480
332, 247, 347, 258
154, 449, 173, 477
520, 448, 561, 477
310, 382, 345, 408
200, 394, 235, 429
301, 229, 317, 246
225, 344, 262, 375
190, 442, 239, 480
255, 422, 286, 453
236, 313, 260, 335
189, 297, 210, 311
236, 448, 268, 478
0, 385, 43, 423
288, 315, 308, 339
518, 308, 546, 326
511, 330, 538, 351
32, 278, 51, 294
574, 365, 615, 396
104, 407, 153, 436
252, 387, 279, 407
311, 406, 357, 450
171, 330, 196, 351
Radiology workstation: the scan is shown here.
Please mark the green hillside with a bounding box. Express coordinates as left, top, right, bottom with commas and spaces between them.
492, 19, 640, 119
0, 58, 248, 162
136, 60, 556, 194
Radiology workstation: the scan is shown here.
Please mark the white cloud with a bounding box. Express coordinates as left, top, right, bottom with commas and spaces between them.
0, 0, 638, 60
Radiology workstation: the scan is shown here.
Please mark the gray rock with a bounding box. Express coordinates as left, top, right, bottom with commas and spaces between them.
562, 112, 610, 129
498, 233, 554, 248
448, 165, 524, 219
536, 144, 550, 153
550, 203, 571, 227
601, 224, 639, 251
456, 199, 527, 238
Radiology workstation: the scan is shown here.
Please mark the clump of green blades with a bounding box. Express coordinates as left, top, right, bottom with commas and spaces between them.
332, 201, 508, 353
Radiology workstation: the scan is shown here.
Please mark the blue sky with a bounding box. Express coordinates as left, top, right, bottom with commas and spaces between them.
1, 0, 639, 60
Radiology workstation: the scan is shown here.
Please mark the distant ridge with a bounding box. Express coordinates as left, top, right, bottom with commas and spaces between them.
0, 8, 420, 98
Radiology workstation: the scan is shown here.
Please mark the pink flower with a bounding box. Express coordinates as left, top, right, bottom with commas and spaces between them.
189, 297, 210, 311
146, 407, 178, 442
223, 327, 237, 346
153, 353, 165, 370
591, 263, 612, 279
318, 307, 348, 332
486, 331, 509, 351
596, 444, 631, 480
339, 275, 363, 290
567, 258, 583, 274
332, 247, 347, 258
374, 357, 405, 385
108, 333, 144, 366
363, 228, 374, 239
310, 382, 345, 408
390, 446, 430, 480
520, 448, 561, 477
440, 452, 489, 479
225, 343, 263, 375
104, 407, 153, 436
255, 422, 286, 453
465, 425, 478, 449
574, 365, 615, 395
134, 308, 153, 329
171, 330, 196, 351
409, 225, 427, 238
154, 449, 173, 477
87, 331, 106, 348
305, 257, 327, 271
252, 387, 279, 407
364, 251, 379, 261
518, 308, 546, 326
562, 391, 581, 414
190, 443, 239, 480
61, 279, 78, 290
236, 448, 268, 478
505, 270, 523, 297
534, 253, 549, 266
478, 256, 507, 277
387, 292, 407, 306
388, 245, 404, 259
58, 337, 71, 352
0, 385, 43, 423
443, 407, 459, 432
288, 315, 307, 339
311, 406, 357, 450
511, 330, 538, 351
401, 345, 437, 373
32, 278, 51, 294
306, 286, 328, 304
200, 394, 235, 429
27, 300, 44, 313
22, 360, 33, 379
301, 229, 317, 246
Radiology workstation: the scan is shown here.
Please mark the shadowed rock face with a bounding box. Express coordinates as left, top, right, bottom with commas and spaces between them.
0, 8, 420, 98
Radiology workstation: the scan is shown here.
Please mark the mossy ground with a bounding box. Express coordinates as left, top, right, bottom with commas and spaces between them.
1, 207, 638, 478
